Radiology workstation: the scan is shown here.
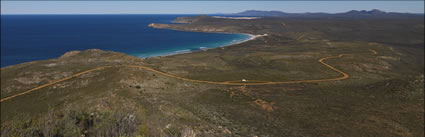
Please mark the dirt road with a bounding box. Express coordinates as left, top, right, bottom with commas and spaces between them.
0, 50, 377, 103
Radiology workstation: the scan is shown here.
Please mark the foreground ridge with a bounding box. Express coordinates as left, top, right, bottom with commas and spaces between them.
0, 49, 377, 103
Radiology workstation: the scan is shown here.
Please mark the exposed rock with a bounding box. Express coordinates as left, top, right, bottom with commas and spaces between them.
44, 63, 57, 67
378, 56, 400, 61
14, 72, 45, 85
181, 127, 196, 137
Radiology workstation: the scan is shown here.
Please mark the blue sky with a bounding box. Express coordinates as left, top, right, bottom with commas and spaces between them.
1, 1, 424, 14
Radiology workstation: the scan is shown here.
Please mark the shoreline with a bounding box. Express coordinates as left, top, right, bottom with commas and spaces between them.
1, 32, 265, 68
138, 32, 266, 58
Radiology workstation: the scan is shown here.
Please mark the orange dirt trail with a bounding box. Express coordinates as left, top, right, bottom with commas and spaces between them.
0, 48, 377, 103
296, 33, 308, 40
369, 49, 378, 54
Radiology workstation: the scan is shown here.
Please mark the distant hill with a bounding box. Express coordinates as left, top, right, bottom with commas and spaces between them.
234, 9, 424, 18
343, 9, 386, 15
235, 10, 291, 16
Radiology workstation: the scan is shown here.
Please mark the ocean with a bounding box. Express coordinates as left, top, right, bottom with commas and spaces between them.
0, 15, 250, 67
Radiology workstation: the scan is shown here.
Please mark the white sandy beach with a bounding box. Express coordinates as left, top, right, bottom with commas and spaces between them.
212, 16, 261, 20
139, 33, 268, 58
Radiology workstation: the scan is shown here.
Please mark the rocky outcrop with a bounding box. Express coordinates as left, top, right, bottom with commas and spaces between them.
60, 50, 81, 59
149, 23, 237, 34
148, 15, 257, 35
148, 23, 170, 28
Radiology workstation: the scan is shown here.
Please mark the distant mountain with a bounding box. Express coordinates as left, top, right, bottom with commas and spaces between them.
344, 9, 386, 15
235, 10, 291, 16
338, 9, 424, 18
234, 9, 423, 18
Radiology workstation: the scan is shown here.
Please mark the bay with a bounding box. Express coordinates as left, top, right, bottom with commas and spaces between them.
0, 14, 250, 67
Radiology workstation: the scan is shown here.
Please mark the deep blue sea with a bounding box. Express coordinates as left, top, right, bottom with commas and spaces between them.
1, 15, 250, 67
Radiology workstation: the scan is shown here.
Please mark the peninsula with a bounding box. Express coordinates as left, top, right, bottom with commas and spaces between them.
1, 10, 424, 137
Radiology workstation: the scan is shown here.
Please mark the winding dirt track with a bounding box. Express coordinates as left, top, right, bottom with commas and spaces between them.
126, 54, 351, 86
296, 33, 308, 41
1, 50, 378, 103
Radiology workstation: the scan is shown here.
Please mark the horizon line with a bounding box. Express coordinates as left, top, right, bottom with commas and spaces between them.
1, 13, 214, 15
2, 9, 425, 15
2, 12, 425, 15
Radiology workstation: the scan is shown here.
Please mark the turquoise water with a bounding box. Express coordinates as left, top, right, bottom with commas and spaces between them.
135, 34, 250, 57
1, 15, 251, 67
